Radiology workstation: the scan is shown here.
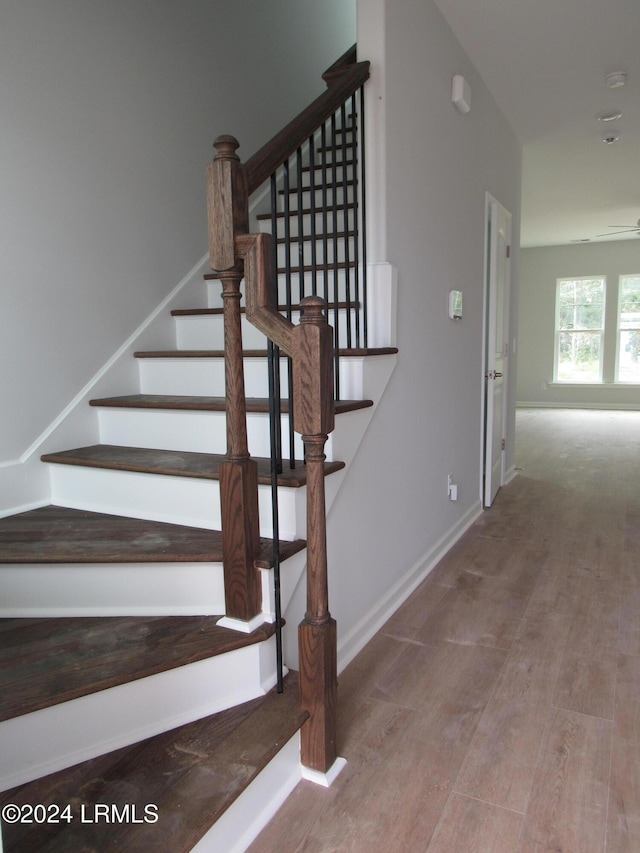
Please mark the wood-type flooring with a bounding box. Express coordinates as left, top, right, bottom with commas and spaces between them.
249, 408, 640, 852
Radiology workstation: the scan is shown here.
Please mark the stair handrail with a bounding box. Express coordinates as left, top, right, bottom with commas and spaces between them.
243, 55, 369, 194
207, 47, 368, 775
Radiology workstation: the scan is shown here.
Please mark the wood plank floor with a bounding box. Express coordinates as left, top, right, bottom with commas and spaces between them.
249, 408, 640, 852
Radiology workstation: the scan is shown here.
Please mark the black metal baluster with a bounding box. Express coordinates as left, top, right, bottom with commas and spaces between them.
320, 123, 330, 311
360, 84, 368, 349
331, 112, 341, 400
283, 159, 295, 469
296, 148, 305, 305
340, 103, 352, 351
269, 172, 283, 692
308, 135, 318, 298
350, 94, 361, 348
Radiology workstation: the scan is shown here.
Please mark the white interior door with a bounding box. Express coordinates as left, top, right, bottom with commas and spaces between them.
483, 198, 511, 507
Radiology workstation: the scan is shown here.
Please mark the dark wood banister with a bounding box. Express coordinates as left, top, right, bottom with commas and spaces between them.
207, 47, 367, 774
244, 57, 369, 193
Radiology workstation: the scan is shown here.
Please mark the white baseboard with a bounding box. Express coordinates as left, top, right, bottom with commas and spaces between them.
337, 500, 483, 674
503, 464, 517, 485
301, 756, 347, 787
517, 400, 640, 411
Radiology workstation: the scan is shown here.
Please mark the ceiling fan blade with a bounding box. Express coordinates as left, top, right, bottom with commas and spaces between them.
594, 228, 640, 237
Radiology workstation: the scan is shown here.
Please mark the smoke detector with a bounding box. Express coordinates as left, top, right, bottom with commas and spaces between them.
598, 111, 622, 122
606, 72, 627, 88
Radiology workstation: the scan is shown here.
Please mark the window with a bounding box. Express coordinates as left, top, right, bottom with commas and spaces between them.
617, 275, 640, 383
554, 277, 605, 382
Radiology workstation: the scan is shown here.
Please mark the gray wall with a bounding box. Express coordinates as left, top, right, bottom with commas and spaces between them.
321, 0, 521, 665
0, 0, 355, 464
518, 241, 640, 408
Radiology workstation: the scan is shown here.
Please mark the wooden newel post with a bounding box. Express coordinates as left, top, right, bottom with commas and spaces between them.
207, 136, 261, 622
292, 296, 338, 773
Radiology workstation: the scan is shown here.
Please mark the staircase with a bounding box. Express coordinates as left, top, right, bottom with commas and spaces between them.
0, 48, 395, 851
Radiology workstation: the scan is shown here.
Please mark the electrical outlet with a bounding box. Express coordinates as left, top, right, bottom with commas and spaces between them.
541, 381, 547, 391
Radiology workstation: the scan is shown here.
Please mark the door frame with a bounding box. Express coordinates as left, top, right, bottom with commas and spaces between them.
480, 193, 512, 507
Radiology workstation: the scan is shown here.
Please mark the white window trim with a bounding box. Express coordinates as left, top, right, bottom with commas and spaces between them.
553, 276, 606, 384
615, 273, 640, 384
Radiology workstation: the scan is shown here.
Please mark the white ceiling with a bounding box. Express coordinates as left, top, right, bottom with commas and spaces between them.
432, 0, 640, 247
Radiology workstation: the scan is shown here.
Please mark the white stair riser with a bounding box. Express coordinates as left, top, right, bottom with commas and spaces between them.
0, 561, 226, 616
48, 465, 303, 540
0, 548, 305, 620
176, 308, 360, 352
0, 639, 278, 791
139, 348, 362, 403
138, 357, 286, 398
96, 407, 336, 459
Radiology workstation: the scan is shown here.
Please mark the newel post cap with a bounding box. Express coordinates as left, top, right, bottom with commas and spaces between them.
299, 294, 327, 324
213, 135, 241, 161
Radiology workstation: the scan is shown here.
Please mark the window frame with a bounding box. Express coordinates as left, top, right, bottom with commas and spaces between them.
553, 276, 606, 384
616, 273, 640, 384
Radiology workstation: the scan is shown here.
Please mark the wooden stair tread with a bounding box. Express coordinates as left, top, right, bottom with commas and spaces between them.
0, 615, 276, 723
41, 445, 345, 486
0, 672, 307, 853
90, 393, 374, 414
0, 505, 306, 566
133, 347, 395, 358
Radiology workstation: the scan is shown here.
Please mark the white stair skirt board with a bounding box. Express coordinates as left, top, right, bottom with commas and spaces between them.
47, 465, 302, 541
0, 561, 226, 617
0, 638, 278, 791
301, 755, 348, 788
190, 734, 302, 853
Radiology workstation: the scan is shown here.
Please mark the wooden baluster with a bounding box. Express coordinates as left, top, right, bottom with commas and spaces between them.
292, 296, 337, 772
208, 136, 261, 623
